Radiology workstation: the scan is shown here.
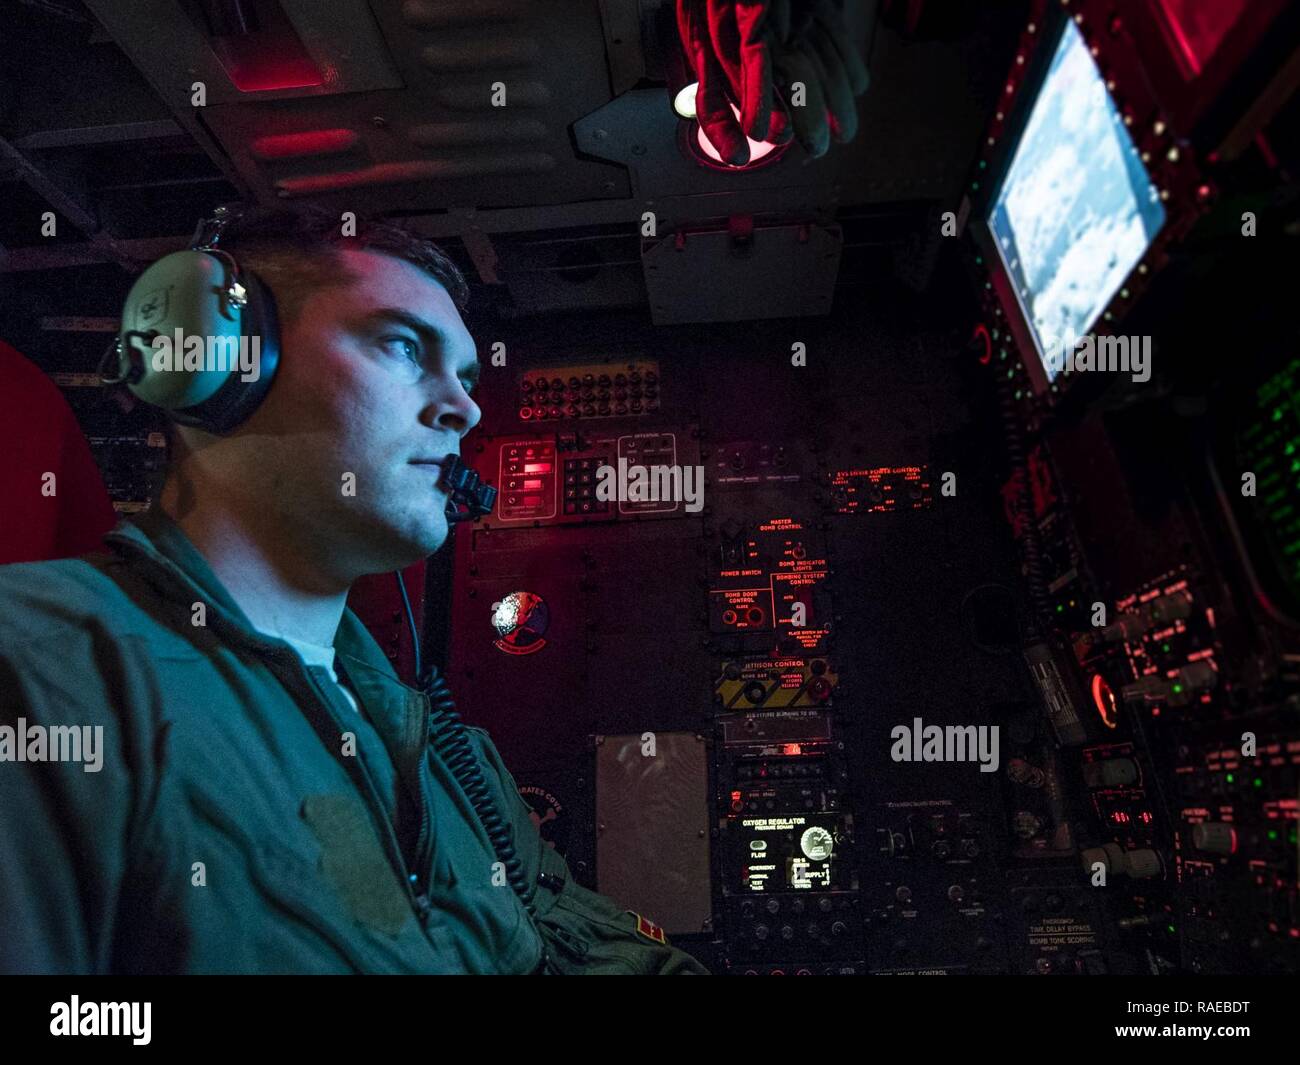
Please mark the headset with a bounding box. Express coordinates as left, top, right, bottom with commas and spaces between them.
100, 204, 497, 523
101, 208, 542, 938
100, 205, 281, 435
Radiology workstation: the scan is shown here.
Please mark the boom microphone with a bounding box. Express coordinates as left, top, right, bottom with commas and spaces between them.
438, 455, 496, 523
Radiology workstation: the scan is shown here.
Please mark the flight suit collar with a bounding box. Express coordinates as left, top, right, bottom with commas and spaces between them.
114, 504, 257, 630
106, 507, 430, 784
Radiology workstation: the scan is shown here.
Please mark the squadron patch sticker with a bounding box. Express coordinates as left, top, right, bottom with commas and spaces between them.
490, 590, 549, 655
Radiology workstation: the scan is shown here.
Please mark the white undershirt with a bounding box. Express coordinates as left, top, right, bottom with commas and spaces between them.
272, 631, 362, 716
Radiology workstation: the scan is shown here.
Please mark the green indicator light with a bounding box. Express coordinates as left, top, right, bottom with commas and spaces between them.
1162, 642, 1171, 652
1254, 777, 1263, 788
1268, 830, 1278, 841
1172, 683, 1183, 694
985, 281, 992, 290
1226, 773, 1234, 783
1167, 924, 1176, 934
1007, 368, 1014, 379
975, 255, 983, 265
1014, 389, 1023, 400
1000, 348, 1009, 361
979, 160, 987, 170
971, 181, 980, 191
1056, 604, 1064, 613
991, 328, 999, 340
1274, 408, 1284, 421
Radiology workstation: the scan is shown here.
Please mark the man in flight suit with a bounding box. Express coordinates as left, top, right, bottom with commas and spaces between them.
0, 207, 708, 975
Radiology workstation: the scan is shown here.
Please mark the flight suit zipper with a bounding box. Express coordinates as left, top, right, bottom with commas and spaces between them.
410, 701, 435, 899
100, 529, 442, 933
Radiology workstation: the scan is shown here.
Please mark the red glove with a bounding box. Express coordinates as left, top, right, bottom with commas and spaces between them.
678, 0, 868, 162
677, 0, 751, 164
706, 0, 783, 143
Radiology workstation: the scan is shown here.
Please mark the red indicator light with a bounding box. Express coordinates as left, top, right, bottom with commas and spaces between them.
1091, 674, 1119, 729
250, 129, 357, 160
523, 463, 552, 473
194, 1, 325, 92
225, 59, 323, 93
1153, 0, 1248, 77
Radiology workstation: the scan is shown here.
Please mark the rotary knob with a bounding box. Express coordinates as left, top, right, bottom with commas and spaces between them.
1192, 822, 1237, 855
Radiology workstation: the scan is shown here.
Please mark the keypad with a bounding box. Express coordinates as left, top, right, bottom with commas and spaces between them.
563, 455, 613, 515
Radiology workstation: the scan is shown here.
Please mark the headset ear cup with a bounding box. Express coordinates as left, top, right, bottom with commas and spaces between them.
168, 269, 281, 435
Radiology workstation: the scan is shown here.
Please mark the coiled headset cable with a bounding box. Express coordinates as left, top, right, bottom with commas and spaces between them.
392, 455, 536, 917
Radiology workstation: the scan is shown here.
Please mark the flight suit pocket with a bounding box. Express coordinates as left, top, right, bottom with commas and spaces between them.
533, 847, 647, 975
531, 845, 705, 975
300, 792, 412, 937
537, 886, 643, 975
185, 782, 386, 972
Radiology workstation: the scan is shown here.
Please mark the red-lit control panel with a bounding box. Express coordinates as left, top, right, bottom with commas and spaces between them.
709, 516, 832, 654
478, 426, 700, 527
828, 465, 932, 514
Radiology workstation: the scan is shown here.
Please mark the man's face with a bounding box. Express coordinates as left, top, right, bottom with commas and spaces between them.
239, 248, 481, 577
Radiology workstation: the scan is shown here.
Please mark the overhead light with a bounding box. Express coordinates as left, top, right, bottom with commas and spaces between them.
685, 100, 788, 171
673, 82, 698, 119
662, 9, 785, 171
696, 115, 778, 165
664, 12, 697, 119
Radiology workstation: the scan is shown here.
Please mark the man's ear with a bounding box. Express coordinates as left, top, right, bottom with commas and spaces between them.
170, 420, 225, 458
164, 418, 184, 463
155, 420, 193, 495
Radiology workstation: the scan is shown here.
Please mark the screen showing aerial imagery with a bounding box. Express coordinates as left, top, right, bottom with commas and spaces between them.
987, 18, 1167, 381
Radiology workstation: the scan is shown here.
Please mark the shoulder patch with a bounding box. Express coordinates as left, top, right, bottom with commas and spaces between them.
628, 911, 667, 945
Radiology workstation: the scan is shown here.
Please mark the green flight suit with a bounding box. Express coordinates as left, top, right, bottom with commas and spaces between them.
0, 507, 708, 975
